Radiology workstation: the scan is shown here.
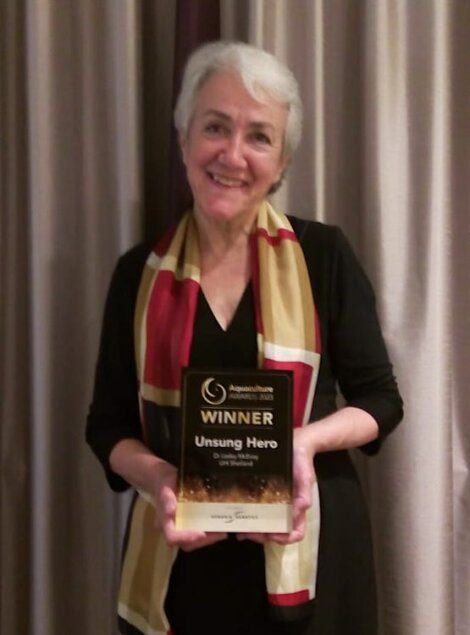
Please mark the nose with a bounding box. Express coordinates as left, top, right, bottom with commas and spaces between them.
219, 133, 247, 169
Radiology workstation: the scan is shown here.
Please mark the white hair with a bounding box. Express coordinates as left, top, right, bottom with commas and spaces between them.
174, 40, 303, 157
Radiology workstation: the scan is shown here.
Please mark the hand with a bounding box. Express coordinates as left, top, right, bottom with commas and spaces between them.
239, 427, 316, 545
153, 460, 227, 551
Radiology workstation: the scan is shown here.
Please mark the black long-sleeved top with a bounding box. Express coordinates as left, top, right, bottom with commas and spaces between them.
86, 217, 403, 635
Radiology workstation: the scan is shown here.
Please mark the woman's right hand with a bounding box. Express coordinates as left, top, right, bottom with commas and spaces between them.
110, 438, 227, 552
153, 460, 228, 551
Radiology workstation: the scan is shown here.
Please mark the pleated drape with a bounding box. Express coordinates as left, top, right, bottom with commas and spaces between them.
2, 1, 143, 633
1, 3, 31, 633
221, 2, 469, 634
1, 1, 468, 634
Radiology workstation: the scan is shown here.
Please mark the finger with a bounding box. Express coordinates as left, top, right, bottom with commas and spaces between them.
291, 502, 307, 539
162, 514, 226, 549
268, 506, 307, 544
164, 520, 206, 549
292, 472, 313, 514
291, 511, 307, 541
160, 484, 177, 509
266, 532, 290, 543
182, 532, 228, 552
268, 525, 305, 545
269, 519, 305, 544
154, 487, 177, 530
292, 493, 310, 519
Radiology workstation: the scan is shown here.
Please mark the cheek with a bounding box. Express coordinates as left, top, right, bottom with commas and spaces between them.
185, 143, 213, 174
260, 159, 284, 185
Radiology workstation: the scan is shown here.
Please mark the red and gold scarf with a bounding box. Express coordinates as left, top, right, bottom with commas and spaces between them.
118, 202, 321, 634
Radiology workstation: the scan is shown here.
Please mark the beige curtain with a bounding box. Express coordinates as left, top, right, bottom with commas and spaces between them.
1, 1, 468, 634
2, 1, 150, 633
221, 2, 469, 635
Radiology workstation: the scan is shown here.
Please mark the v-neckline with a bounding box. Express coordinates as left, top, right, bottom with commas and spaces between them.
200, 282, 252, 334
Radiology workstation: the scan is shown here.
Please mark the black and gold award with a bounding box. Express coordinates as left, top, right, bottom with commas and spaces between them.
175, 368, 293, 532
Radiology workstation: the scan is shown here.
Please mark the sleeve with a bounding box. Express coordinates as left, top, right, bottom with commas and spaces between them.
86, 246, 149, 491
327, 227, 404, 454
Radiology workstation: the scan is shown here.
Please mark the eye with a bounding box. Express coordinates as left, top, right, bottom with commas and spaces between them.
204, 121, 228, 136
251, 131, 272, 145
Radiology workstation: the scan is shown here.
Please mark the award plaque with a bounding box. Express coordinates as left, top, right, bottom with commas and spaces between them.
175, 368, 293, 533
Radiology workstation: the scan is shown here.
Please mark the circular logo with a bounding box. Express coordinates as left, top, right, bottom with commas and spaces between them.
201, 377, 227, 405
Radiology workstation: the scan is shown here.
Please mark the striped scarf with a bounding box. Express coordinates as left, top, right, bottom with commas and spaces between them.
118, 202, 321, 634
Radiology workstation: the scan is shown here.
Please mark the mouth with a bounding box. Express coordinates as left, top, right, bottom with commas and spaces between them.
207, 172, 247, 188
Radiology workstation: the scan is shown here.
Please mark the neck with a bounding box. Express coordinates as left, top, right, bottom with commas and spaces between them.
194, 206, 259, 262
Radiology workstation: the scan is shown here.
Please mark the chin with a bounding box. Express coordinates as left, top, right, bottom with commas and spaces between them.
195, 201, 254, 225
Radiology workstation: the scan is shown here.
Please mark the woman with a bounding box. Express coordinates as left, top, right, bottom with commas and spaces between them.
87, 41, 403, 635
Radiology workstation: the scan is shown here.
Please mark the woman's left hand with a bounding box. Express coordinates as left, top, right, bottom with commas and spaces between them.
237, 426, 316, 545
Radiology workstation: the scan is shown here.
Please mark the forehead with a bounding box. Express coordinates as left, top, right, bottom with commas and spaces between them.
193, 70, 288, 128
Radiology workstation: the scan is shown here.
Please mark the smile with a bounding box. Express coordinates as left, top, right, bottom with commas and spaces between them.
208, 172, 247, 188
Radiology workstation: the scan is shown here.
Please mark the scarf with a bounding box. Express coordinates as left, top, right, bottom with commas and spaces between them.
117, 202, 321, 635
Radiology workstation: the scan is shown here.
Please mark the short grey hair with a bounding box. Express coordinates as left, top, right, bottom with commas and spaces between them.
174, 40, 303, 158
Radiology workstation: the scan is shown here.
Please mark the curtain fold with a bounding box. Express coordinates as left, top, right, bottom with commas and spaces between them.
0, 2, 31, 632
221, 2, 468, 634
2, 1, 145, 633
362, 4, 454, 634
1, 1, 468, 634
26, 2, 143, 631
449, 3, 470, 633
140, 0, 177, 238
140, 0, 220, 236
167, 0, 220, 226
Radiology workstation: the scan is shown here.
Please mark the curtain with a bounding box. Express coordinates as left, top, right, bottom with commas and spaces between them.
1, 1, 143, 633
1, 1, 468, 634
221, 2, 469, 634
141, 0, 219, 236
1, 1, 217, 633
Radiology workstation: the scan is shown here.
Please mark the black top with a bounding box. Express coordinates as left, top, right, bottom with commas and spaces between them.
86, 217, 403, 635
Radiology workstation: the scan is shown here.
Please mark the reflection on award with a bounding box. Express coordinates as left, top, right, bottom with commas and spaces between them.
175, 369, 293, 533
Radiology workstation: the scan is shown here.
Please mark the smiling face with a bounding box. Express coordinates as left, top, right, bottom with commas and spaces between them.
179, 70, 289, 228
